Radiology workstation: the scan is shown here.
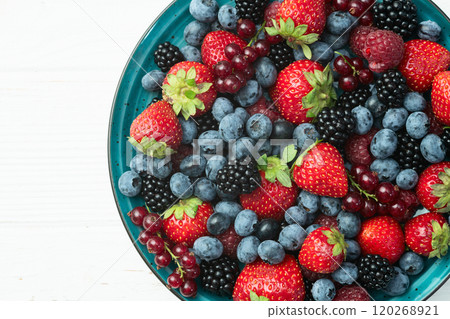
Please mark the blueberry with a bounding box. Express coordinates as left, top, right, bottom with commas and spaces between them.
234, 137, 255, 161
406, 112, 430, 139
337, 210, 361, 239
382, 267, 410, 297
118, 171, 142, 197
257, 139, 272, 157
370, 158, 400, 182
320, 31, 350, 50
345, 239, 361, 262
215, 201, 242, 221
370, 129, 398, 159
234, 209, 258, 236
207, 212, 231, 235
327, 11, 353, 35
205, 155, 227, 182
189, 0, 219, 23
130, 153, 148, 174
179, 117, 198, 145
170, 172, 194, 199
254, 219, 281, 241
211, 20, 222, 31
382, 108, 409, 132
285, 206, 309, 227
298, 190, 319, 214
258, 240, 285, 265
310, 41, 334, 64
331, 262, 358, 285
219, 113, 245, 142
147, 157, 173, 179
403, 92, 426, 112
141, 70, 165, 92
399, 252, 425, 276
396, 169, 419, 190
180, 45, 202, 62
246, 114, 273, 140
212, 97, 234, 122
278, 224, 307, 251
237, 236, 260, 264
198, 130, 223, 154
418, 20, 441, 42
365, 95, 388, 118
254, 57, 278, 88
271, 120, 295, 139
421, 134, 446, 163
235, 80, 263, 107
193, 236, 223, 261
218, 4, 237, 30
234, 107, 250, 123
180, 155, 206, 177
320, 197, 341, 216
194, 177, 217, 202
352, 106, 373, 135
312, 279, 336, 301
293, 47, 307, 61
184, 20, 210, 46
293, 123, 320, 150
306, 224, 321, 234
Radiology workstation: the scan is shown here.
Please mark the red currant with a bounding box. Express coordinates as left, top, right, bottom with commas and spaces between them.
154, 251, 171, 268
348, 0, 366, 17
351, 57, 364, 71
224, 75, 241, 94
358, 69, 374, 85
167, 272, 183, 289
234, 71, 247, 86
184, 263, 201, 279
180, 253, 197, 269
342, 191, 363, 212
147, 236, 165, 254
360, 198, 377, 218
243, 46, 258, 63
172, 243, 189, 257
334, 56, 353, 76
127, 207, 147, 226
224, 43, 243, 60
333, 0, 350, 11
375, 182, 398, 204
360, 0, 376, 9
350, 164, 370, 180
214, 78, 226, 93
359, 12, 374, 26
231, 54, 249, 70
388, 199, 407, 221
138, 230, 152, 245
339, 75, 359, 91
377, 202, 390, 216
242, 64, 255, 80
254, 40, 270, 57
358, 171, 379, 193
213, 61, 232, 78
142, 213, 162, 234
180, 279, 197, 298
237, 19, 257, 39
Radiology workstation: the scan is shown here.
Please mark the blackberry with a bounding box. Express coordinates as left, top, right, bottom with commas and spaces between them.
316, 107, 356, 154
373, 0, 418, 39
216, 161, 261, 195
269, 42, 295, 72
140, 173, 178, 213
357, 254, 395, 290
376, 70, 408, 108
303, 279, 314, 301
200, 256, 241, 297
195, 111, 219, 135
151, 97, 162, 104
442, 129, 450, 149
395, 130, 427, 173
336, 87, 371, 110
235, 0, 269, 24
154, 42, 184, 72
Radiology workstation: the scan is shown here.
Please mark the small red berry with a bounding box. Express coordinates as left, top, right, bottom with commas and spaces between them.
143, 213, 162, 233
180, 279, 197, 298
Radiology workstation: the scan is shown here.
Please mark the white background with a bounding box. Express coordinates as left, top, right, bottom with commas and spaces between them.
0, 0, 449, 301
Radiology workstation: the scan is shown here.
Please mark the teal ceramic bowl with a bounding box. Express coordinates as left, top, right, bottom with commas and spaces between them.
109, 0, 450, 301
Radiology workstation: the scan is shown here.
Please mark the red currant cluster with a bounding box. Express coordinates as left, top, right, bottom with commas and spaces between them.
128, 207, 200, 298
333, 0, 375, 26
344, 165, 420, 223
334, 54, 374, 91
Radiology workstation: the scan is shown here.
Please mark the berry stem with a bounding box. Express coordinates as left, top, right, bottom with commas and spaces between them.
335, 51, 358, 76
347, 171, 378, 201
157, 232, 186, 279
247, 21, 266, 47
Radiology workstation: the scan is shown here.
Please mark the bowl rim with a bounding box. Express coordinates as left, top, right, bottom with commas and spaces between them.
108, 0, 450, 302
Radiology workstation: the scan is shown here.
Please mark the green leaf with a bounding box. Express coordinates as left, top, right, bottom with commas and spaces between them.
167, 74, 178, 87
265, 26, 279, 36
186, 79, 196, 87
198, 82, 213, 94
186, 67, 196, 80
332, 244, 343, 257
264, 170, 277, 183
174, 207, 184, 220
282, 144, 298, 163
172, 102, 182, 115
302, 33, 320, 44
184, 207, 196, 219
292, 25, 307, 38
279, 18, 286, 32
177, 68, 187, 79
300, 43, 312, 60
249, 291, 269, 301
303, 71, 318, 87
184, 90, 196, 100
276, 170, 292, 188
285, 17, 295, 34
257, 154, 268, 169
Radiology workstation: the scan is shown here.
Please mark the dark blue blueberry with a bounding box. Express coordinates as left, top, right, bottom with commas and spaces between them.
331, 262, 358, 285
170, 172, 194, 199
234, 107, 250, 123
293, 47, 306, 61
370, 129, 398, 159
256, 139, 272, 157
399, 252, 425, 276
337, 210, 361, 239
130, 153, 148, 174
207, 212, 231, 235
179, 117, 198, 145
141, 70, 165, 92
147, 157, 172, 179
205, 155, 227, 182
320, 196, 341, 217
189, 0, 219, 23
255, 219, 281, 241
352, 106, 373, 135
406, 112, 429, 139
118, 171, 142, 197
320, 31, 349, 50
365, 95, 388, 118
215, 201, 242, 221
237, 236, 260, 264
219, 113, 245, 142
278, 224, 307, 251
218, 4, 237, 30
298, 190, 319, 214
246, 114, 273, 140
184, 20, 210, 46
258, 240, 285, 265
382, 108, 409, 131
271, 120, 295, 139
198, 130, 223, 154
235, 80, 263, 107
396, 169, 419, 190
326, 11, 353, 35
403, 92, 426, 112
181, 45, 202, 62
421, 134, 446, 163
212, 97, 234, 122
234, 137, 255, 161
382, 267, 410, 297
345, 239, 361, 262
194, 177, 217, 202
193, 236, 223, 261
310, 41, 334, 64
180, 155, 206, 177
211, 20, 222, 31
285, 206, 309, 227
293, 123, 319, 150
418, 20, 441, 42
306, 224, 321, 234
234, 209, 258, 236
254, 57, 278, 88
312, 279, 336, 301
370, 158, 400, 182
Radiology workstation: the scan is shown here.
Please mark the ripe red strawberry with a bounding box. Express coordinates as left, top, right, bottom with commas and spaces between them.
162, 62, 216, 119
398, 39, 450, 93
240, 156, 299, 221
216, 226, 242, 259
345, 128, 378, 167
356, 216, 405, 264
129, 100, 182, 158
417, 162, 450, 213
333, 285, 371, 301
292, 142, 348, 198
246, 97, 283, 123
264, 1, 283, 44
350, 26, 378, 58
201, 31, 247, 69
298, 226, 347, 274
162, 198, 213, 247
314, 214, 338, 229
362, 30, 404, 73
432, 71, 450, 125
270, 61, 336, 125
405, 212, 450, 258
233, 255, 305, 301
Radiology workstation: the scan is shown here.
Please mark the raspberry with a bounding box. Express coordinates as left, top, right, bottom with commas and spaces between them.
215, 226, 242, 259
350, 26, 378, 58
171, 144, 193, 172
314, 214, 338, 229
246, 97, 283, 123
264, 2, 283, 44
333, 284, 371, 301
425, 103, 444, 135
362, 30, 405, 73
345, 129, 378, 166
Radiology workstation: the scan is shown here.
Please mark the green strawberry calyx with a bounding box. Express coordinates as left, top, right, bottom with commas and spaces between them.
128, 136, 175, 159
163, 197, 203, 220
293, 139, 320, 168
302, 64, 337, 118
429, 220, 450, 258
257, 154, 293, 187
249, 290, 270, 301
265, 18, 319, 59
162, 67, 213, 120
322, 228, 348, 257
430, 167, 450, 212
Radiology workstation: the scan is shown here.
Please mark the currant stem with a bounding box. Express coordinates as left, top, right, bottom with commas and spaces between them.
347, 171, 378, 201
157, 232, 186, 279
247, 21, 266, 47
335, 51, 358, 76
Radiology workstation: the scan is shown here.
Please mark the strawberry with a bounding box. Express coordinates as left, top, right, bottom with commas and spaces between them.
416, 162, 450, 212
233, 255, 305, 301
432, 71, 450, 125
398, 39, 450, 93
333, 285, 371, 301
270, 61, 336, 125
292, 142, 348, 198
356, 216, 405, 264
129, 100, 182, 158
162, 62, 216, 119
405, 212, 450, 258
162, 197, 213, 247
201, 31, 247, 69
240, 155, 299, 221
298, 226, 347, 274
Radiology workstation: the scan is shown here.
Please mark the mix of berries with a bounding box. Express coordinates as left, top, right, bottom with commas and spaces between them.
117, 0, 450, 301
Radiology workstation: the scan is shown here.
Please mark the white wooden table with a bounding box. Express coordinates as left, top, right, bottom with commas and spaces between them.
0, 0, 449, 300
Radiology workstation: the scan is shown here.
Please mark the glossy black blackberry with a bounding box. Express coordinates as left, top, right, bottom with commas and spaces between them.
336, 87, 371, 110
376, 70, 409, 108
195, 111, 219, 135
200, 256, 241, 297
373, 0, 418, 39
154, 42, 184, 72
316, 107, 356, 154
441, 129, 450, 150
269, 42, 295, 72
216, 161, 261, 195
303, 279, 314, 301
395, 131, 427, 173
140, 173, 178, 213
357, 254, 395, 290
235, 0, 269, 24
151, 97, 162, 104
